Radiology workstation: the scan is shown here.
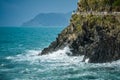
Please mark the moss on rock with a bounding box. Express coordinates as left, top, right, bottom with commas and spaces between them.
41, 0, 120, 63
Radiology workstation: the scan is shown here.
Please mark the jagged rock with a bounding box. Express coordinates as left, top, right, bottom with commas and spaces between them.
40, 0, 120, 63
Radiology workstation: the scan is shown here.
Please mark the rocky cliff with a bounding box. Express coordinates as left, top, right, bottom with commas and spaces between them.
40, 0, 120, 63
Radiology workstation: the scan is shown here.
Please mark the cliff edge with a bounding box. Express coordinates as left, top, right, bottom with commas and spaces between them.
40, 0, 120, 63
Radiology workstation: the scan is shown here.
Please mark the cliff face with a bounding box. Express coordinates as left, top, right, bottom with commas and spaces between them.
40, 0, 120, 63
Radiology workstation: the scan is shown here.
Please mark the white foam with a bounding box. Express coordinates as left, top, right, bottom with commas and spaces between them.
88, 59, 120, 69
85, 58, 89, 63
6, 46, 120, 68
6, 46, 84, 65
39, 46, 84, 64
6, 50, 41, 62
4, 47, 120, 80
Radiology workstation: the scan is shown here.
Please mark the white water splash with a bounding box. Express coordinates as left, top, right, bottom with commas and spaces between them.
6, 50, 41, 62
6, 46, 84, 65
6, 46, 120, 68
85, 58, 89, 63
5, 47, 120, 80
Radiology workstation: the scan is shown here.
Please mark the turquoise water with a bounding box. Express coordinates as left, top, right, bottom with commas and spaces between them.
0, 27, 120, 80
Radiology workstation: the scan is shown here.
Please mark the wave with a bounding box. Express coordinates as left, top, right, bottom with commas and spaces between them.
6, 46, 120, 68
4, 46, 120, 80
6, 47, 84, 65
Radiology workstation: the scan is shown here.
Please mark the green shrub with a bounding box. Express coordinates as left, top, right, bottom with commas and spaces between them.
113, 0, 120, 6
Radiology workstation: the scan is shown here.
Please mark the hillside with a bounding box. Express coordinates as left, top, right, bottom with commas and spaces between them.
22, 12, 71, 27
40, 0, 120, 63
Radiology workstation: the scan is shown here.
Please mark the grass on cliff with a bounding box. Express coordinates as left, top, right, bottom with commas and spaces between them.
78, 0, 120, 11
71, 14, 84, 32
113, 0, 120, 6
71, 13, 120, 33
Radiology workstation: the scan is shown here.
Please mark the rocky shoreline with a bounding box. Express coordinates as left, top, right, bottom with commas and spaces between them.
40, 0, 120, 63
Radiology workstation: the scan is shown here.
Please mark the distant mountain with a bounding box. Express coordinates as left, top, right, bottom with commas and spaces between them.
22, 12, 72, 27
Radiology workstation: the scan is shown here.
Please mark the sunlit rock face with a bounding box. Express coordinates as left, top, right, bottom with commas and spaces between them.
40, 0, 120, 63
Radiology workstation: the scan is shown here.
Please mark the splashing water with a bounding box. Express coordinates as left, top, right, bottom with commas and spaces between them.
4, 47, 120, 80
6, 46, 84, 66
0, 27, 120, 80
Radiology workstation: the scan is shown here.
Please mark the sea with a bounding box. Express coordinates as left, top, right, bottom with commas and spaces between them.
0, 27, 120, 80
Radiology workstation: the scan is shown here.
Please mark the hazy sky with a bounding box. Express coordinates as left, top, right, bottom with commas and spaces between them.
0, 0, 78, 26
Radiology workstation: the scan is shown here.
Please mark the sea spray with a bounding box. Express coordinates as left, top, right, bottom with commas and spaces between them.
1, 27, 120, 80
6, 47, 84, 64
4, 47, 120, 80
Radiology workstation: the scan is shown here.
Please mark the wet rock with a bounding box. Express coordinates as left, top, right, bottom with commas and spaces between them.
40, 0, 120, 63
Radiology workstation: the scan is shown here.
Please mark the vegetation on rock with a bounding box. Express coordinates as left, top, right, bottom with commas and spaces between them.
113, 0, 120, 6
41, 0, 120, 63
